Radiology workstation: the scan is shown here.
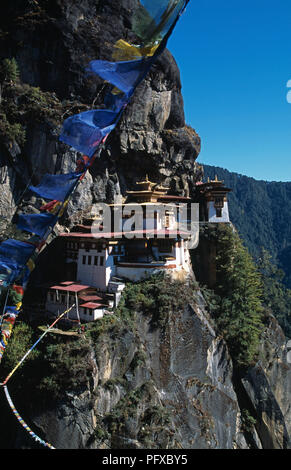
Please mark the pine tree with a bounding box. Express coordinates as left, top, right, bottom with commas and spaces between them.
0, 58, 20, 84
257, 248, 291, 338
214, 225, 264, 366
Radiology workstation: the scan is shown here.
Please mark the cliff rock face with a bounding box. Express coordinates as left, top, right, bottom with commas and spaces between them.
20, 292, 245, 449
0, 0, 201, 227
7, 285, 291, 450
0, 1, 290, 451
239, 315, 291, 449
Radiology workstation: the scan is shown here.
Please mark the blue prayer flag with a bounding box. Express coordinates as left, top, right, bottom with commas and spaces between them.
16, 213, 58, 238
59, 109, 119, 157
0, 259, 19, 287
86, 58, 154, 97
0, 239, 35, 267
29, 172, 81, 202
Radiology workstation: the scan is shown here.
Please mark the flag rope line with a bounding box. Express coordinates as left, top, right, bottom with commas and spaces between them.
0, 304, 76, 450
0, 289, 9, 328
3, 385, 56, 449
1, 304, 75, 386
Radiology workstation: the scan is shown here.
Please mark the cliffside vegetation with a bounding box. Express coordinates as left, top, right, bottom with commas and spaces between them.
257, 249, 291, 338
198, 224, 265, 367
0, 274, 206, 449
0, 275, 198, 401
0, 57, 88, 150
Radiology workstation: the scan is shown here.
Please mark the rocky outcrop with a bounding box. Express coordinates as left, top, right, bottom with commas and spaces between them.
3, 284, 291, 450
0, 0, 201, 229
238, 315, 291, 449
18, 291, 244, 450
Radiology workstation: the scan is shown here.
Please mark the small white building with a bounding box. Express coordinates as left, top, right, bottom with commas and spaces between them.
195, 176, 231, 223
45, 281, 107, 322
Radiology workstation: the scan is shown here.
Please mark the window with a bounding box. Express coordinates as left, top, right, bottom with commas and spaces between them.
82, 255, 86, 264
94, 256, 98, 265
83, 308, 87, 316
97, 245, 102, 253
216, 208, 222, 218
214, 197, 224, 208
61, 294, 66, 304
159, 239, 172, 253
88, 256, 92, 265
99, 256, 104, 266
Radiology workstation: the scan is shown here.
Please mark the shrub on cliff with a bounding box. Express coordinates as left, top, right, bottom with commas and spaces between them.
213, 224, 264, 367
0, 321, 39, 379
0, 112, 26, 145
116, 273, 193, 330
0, 58, 19, 84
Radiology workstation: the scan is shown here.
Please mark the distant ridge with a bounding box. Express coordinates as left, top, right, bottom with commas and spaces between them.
202, 164, 291, 288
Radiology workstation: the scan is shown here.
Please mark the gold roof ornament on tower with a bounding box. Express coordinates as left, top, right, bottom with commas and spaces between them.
126, 176, 170, 203
134, 175, 156, 192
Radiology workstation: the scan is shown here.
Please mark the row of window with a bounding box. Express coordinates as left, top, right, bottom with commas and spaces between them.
67, 242, 79, 250
82, 307, 93, 316
82, 255, 104, 266
48, 294, 95, 316
49, 293, 74, 304
66, 242, 105, 251
111, 245, 124, 254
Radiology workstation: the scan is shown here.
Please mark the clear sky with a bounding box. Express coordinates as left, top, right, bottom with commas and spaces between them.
168, 0, 291, 182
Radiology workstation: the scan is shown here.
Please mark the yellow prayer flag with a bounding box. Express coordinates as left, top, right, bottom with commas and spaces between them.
112, 39, 158, 62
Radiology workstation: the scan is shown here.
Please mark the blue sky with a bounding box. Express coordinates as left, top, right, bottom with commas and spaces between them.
168, 0, 291, 182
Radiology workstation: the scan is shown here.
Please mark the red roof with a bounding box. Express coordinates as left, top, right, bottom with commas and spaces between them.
80, 302, 104, 309
60, 228, 191, 239
50, 284, 90, 293
59, 281, 74, 286
79, 294, 103, 302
